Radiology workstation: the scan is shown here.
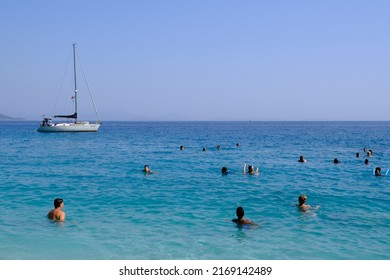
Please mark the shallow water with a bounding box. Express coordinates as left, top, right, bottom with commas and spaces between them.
0, 121, 389, 259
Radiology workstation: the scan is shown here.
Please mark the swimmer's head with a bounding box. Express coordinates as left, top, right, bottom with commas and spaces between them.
54, 198, 64, 208
248, 165, 254, 172
298, 194, 307, 206
236, 206, 245, 219
144, 165, 150, 172
221, 166, 228, 174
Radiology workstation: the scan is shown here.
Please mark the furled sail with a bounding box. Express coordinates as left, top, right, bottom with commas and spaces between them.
54, 112, 77, 119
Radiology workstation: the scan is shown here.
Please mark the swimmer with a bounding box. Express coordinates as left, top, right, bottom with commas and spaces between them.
333, 158, 340, 164
364, 159, 369, 165
142, 164, 157, 173
221, 166, 229, 175
236, 143, 240, 147
243, 163, 259, 174
298, 155, 307, 163
356, 152, 360, 158
232, 206, 256, 225
216, 144, 221, 150
374, 167, 383, 176
202, 147, 206, 152
180, 145, 184, 151
47, 198, 65, 221
297, 194, 319, 212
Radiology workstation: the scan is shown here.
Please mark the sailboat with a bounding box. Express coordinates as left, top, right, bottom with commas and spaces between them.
37, 44, 101, 132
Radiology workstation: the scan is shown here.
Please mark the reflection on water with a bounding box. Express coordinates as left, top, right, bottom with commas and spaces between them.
233, 227, 247, 242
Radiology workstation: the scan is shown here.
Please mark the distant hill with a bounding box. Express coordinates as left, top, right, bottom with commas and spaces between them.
0, 113, 25, 121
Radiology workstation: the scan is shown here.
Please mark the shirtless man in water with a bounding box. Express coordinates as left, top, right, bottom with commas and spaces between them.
297, 194, 319, 212
232, 206, 257, 225
47, 198, 65, 221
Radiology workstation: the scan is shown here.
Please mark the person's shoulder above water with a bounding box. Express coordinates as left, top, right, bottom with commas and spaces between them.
47, 198, 65, 221
232, 217, 253, 224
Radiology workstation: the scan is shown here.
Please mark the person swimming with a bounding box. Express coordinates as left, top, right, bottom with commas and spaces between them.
143, 165, 151, 172
47, 198, 65, 221
221, 166, 229, 175
364, 159, 369, 165
243, 163, 259, 174
297, 194, 319, 212
333, 158, 340, 164
232, 206, 256, 225
180, 145, 184, 150
374, 167, 383, 176
298, 155, 307, 163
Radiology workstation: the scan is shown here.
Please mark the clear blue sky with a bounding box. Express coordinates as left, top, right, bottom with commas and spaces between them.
1, 0, 389, 121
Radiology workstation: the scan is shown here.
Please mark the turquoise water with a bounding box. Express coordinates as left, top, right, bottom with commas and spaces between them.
0, 121, 389, 260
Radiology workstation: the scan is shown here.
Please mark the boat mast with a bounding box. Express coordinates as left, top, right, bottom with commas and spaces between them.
73, 43, 78, 122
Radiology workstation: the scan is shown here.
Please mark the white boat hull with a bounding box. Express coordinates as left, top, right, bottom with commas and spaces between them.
37, 122, 100, 132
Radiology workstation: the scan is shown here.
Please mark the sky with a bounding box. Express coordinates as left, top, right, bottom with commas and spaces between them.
1, 0, 389, 121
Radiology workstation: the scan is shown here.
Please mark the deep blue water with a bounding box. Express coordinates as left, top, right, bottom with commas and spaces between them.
0, 121, 389, 259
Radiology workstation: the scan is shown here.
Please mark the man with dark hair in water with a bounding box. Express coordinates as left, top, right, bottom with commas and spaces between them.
232, 206, 256, 225
47, 198, 65, 221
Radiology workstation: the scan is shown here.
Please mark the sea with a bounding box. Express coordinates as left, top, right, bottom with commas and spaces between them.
0, 121, 389, 260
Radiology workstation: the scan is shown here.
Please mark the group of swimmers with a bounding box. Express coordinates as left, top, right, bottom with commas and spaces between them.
221, 163, 259, 175
298, 148, 386, 176
232, 194, 319, 226
47, 146, 383, 222
48, 193, 318, 223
